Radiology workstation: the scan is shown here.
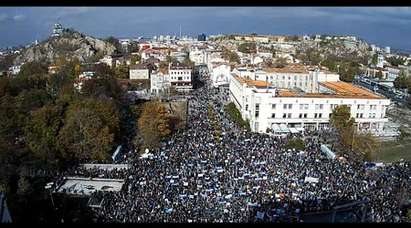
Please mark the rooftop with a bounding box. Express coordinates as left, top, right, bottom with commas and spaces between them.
263, 64, 309, 74
233, 75, 271, 88
277, 81, 386, 99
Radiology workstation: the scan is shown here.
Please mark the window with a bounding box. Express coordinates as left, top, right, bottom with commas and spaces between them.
288, 104, 292, 109
319, 113, 322, 118
272, 104, 276, 109
245, 104, 248, 111
299, 113, 303, 118
356, 113, 359, 118
300, 104, 304, 110
319, 104, 324, 109
305, 104, 309, 110
283, 113, 287, 118
360, 113, 363, 118
329, 113, 332, 118
287, 113, 292, 118
255, 111, 259, 118
304, 114, 307, 118
314, 113, 318, 118
315, 104, 319, 110
271, 113, 276, 118
283, 104, 287, 109
256, 104, 260, 111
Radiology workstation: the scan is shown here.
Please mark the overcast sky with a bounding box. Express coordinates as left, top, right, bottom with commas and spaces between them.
1, 7, 411, 51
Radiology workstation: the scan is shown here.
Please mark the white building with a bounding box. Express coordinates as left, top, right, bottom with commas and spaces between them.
385, 46, 391, 54
150, 70, 171, 94
129, 64, 150, 80
74, 71, 96, 92
377, 54, 385, 68
232, 64, 340, 93
99, 55, 114, 68
169, 63, 193, 91
8, 64, 21, 75
229, 73, 390, 135
386, 66, 401, 81
211, 63, 231, 87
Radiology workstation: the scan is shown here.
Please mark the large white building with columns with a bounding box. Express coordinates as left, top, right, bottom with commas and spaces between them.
229, 69, 390, 135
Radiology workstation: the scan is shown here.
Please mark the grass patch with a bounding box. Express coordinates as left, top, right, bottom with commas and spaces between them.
371, 138, 411, 163
225, 102, 250, 131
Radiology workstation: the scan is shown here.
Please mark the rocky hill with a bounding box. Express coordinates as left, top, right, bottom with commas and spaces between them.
13, 29, 117, 65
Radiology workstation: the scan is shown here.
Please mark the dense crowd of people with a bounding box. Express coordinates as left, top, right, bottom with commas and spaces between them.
68, 81, 409, 223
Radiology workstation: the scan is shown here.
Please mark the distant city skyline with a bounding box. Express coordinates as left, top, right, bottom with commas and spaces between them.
1, 7, 411, 51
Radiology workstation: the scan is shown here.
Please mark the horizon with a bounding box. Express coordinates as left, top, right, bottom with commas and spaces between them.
1, 7, 411, 51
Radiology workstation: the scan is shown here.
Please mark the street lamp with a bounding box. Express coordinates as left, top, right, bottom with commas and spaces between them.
45, 182, 56, 209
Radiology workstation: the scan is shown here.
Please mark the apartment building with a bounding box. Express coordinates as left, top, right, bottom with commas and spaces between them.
229, 73, 390, 135
169, 62, 193, 91
232, 64, 340, 93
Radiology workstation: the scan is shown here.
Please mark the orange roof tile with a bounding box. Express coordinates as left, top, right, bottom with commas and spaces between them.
277, 82, 386, 100
234, 76, 270, 88
319, 81, 384, 99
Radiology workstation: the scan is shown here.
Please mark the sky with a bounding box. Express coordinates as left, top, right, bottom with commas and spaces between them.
1, 7, 411, 51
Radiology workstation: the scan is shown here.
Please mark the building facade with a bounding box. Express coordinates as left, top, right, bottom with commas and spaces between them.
129, 64, 150, 80
169, 63, 193, 91
229, 74, 390, 135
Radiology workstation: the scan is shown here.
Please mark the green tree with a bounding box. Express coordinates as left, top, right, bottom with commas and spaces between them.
273, 57, 288, 68
0, 77, 11, 97
330, 105, 356, 150
114, 63, 129, 79
105, 36, 122, 53
17, 176, 31, 196
238, 42, 257, 54
386, 56, 406, 67
371, 54, 378, 66
24, 104, 64, 168
131, 54, 141, 64
222, 48, 240, 64
285, 138, 306, 151
394, 70, 409, 90
18, 61, 49, 78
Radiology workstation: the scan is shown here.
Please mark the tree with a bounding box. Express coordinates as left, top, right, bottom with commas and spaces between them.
376, 70, 384, 80
330, 105, 356, 150
114, 63, 129, 79
18, 61, 49, 78
285, 138, 305, 151
222, 48, 240, 64
130, 54, 141, 64
238, 42, 257, 54
57, 103, 116, 162
183, 54, 194, 68
386, 56, 406, 67
352, 132, 380, 161
394, 70, 409, 90
138, 101, 172, 150
17, 176, 31, 196
0, 77, 11, 97
273, 57, 288, 68
371, 54, 378, 66
24, 104, 64, 168
105, 36, 122, 53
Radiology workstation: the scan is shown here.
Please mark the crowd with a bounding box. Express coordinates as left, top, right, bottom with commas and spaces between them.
81, 82, 410, 223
